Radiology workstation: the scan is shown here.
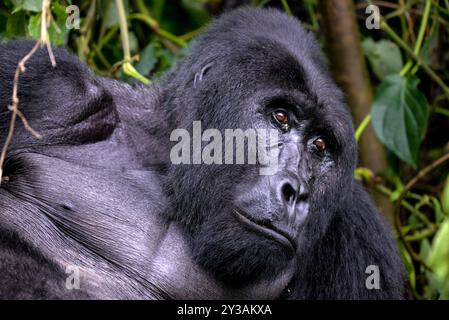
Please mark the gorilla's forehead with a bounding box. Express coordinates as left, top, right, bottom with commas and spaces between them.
165, 7, 354, 148
195, 9, 344, 107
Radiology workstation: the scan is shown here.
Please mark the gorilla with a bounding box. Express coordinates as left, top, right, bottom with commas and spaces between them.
0, 8, 405, 299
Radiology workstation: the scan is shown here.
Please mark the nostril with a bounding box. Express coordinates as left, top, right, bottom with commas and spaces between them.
281, 183, 296, 205
297, 184, 309, 202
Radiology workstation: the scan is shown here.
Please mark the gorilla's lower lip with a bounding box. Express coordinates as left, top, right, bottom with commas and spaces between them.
233, 209, 296, 253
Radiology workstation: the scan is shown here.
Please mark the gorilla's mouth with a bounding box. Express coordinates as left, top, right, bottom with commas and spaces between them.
233, 209, 296, 253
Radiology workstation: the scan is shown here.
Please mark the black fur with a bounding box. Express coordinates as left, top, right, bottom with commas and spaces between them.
0, 8, 405, 299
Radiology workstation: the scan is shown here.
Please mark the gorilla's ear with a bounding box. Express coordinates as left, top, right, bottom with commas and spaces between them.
0, 40, 117, 148
193, 63, 214, 88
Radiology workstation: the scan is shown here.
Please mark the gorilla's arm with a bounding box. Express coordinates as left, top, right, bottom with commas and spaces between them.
0, 227, 89, 299
291, 184, 405, 299
0, 40, 165, 169
0, 41, 170, 299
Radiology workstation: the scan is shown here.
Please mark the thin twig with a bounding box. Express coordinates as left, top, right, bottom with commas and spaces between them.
0, 42, 41, 184
41, 0, 56, 67
0, 0, 55, 184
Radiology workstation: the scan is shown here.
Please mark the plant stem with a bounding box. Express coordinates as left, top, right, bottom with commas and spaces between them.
381, 20, 449, 99
115, 0, 150, 84
400, 0, 432, 77
433, 106, 449, 117
128, 13, 186, 48
115, 0, 131, 61
355, 114, 372, 142
280, 0, 292, 15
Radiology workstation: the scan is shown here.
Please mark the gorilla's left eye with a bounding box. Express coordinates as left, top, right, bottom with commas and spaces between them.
272, 110, 290, 129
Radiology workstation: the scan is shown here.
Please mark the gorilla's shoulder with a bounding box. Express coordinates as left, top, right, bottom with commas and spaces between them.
0, 39, 100, 109
0, 40, 118, 147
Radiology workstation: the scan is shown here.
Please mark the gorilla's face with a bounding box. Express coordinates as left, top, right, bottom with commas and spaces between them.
163, 9, 357, 284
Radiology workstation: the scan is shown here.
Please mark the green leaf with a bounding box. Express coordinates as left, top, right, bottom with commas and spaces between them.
442, 175, 449, 217
150, 0, 165, 20
431, 196, 445, 223
398, 241, 416, 290
181, 0, 209, 28
420, 238, 431, 262
11, 0, 43, 12
135, 43, 158, 77
371, 74, 429, 167
6, 11, 27, 37
28, 4, 68, 46
421, 20, 439, 67
128, 31, 139, 54
362, 38, 403, 80
102, 0, 129, 29
427, 219, 449, 299
28, 13, 41, 39
48, 2, 68, 46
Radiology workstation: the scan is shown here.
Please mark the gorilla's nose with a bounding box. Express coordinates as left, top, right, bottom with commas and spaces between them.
279, 178, 309, 209
281, 182, 297, 206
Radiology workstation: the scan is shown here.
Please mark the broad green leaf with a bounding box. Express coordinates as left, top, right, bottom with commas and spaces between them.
362, 38, 403, 80
135, 43, 158, 77
48, 2, 68, 46
6, 11, 27, 37
140, 39, 176, 79
371, 74, 429, 167
11, 0, 43, 12
28, 4, 68, 46
28, 13, 41, 39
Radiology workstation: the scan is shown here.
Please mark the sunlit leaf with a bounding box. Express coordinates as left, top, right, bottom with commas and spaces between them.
11, 0, 43, 12
27, 6, 68, 46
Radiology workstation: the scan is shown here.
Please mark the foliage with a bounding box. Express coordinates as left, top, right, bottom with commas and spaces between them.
371, 74, 429, 167
0, 0, 448, 300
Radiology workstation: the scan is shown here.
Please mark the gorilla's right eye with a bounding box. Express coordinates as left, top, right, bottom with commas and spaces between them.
272, 110, 290, 130
313, 137, 327, 151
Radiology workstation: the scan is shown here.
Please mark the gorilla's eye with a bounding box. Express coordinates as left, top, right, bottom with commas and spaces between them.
313, 137, 327, 151
272, 110, 290, 129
